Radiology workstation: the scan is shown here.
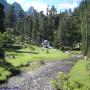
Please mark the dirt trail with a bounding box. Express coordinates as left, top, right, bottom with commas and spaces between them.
0, 55, 82, 90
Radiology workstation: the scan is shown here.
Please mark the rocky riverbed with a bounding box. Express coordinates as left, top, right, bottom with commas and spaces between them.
0, 55, 82, 90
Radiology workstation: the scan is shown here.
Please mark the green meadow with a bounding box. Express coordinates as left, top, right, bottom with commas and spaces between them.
0, 45, 70, 82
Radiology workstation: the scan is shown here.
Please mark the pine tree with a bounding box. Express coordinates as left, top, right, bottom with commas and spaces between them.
0, 3, 5, 33
32, 12, 40, 45
0, 3, 5, 59
6, 5, 16, 28
55, 13, 65, 49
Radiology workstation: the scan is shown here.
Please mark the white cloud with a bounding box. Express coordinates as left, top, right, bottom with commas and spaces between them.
58, 2, 77, 10
24, 2, 48, 14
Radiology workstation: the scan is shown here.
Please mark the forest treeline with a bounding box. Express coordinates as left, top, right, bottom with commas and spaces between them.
0, 0, 90, 57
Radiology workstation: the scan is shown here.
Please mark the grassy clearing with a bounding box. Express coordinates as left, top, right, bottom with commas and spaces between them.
6, 45, 70, 67
0, 45, 70, 82
68, 59, 90, 90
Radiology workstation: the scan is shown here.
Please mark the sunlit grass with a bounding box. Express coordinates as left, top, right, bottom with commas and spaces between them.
71, 51, 81, 55
68, 59, 90, 90
6, 45, 70, 67
0, 66, 12, 82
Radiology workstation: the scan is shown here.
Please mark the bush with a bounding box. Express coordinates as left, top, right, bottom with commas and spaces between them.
29, 45, 35, 51
39, 59, 45, 65
51, 72, 73, 90
74, 80, 83, 88
51, 71, 85, 90
46, 49, 49, 54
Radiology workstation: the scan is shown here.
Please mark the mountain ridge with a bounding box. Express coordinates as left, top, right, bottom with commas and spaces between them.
0, 0, 37, 15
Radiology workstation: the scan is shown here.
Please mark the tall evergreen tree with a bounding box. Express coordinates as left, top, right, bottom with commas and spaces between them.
6, 5, 16, 28
80, 0, 89, 56
0, 3, 5, 59
0, 3, 5, 33
32, 12, 40, 45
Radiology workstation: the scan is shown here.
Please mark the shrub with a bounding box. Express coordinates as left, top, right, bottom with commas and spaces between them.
46, 49, 49, 54
74, 80, 83, 88
39, 59, 45, 65
51, 72, 73, 90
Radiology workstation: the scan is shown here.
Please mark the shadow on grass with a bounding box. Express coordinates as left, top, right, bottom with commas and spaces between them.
0, 61, 20, 83
4, 45, 23, 51
14, 51, 39, 54
0, 61, 20, 75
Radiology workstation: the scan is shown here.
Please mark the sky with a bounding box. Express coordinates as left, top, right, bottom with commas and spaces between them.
7, 0, 82, 14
